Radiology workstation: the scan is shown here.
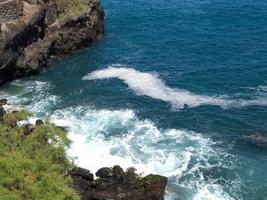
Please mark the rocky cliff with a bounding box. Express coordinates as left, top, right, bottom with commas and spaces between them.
0, 0, 104, 85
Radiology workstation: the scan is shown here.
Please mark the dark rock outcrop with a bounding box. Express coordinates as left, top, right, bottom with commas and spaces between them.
70, 166, 168, 200
35, 119, 44, 126
0, 105, 5, 118
96, 167, 113, 178
0, 0, 104, 85
0, 98, 7, 105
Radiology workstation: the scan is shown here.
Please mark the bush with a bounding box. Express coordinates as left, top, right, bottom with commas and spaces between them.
0, 111, 80, 200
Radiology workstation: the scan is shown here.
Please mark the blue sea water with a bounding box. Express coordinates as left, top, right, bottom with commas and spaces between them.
1, 0, 267, 199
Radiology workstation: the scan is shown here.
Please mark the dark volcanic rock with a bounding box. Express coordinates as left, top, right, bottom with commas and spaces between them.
96, 167, 113, 178
50, 3, 104, 56
0, 99, 8, 105
70, 167, 94, 182
35, 119, 44, 126
70, 166, 168, 200
0, 0, 104, 86
23, 123, 34, 136
0, 105, 5, 118
0, 99, 7, 118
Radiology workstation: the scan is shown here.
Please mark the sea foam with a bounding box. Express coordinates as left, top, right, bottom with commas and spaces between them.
49, 106, 241, 200
83, 66, 267, 109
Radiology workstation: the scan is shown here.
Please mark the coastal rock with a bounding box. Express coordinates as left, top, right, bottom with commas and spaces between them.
96, 167, 113, 178
0, 105, 5, 118
0, 0, 104, 85
23, 123, 34, 136
35, 119, 44, 126
70, 166, 168, 200
70, 167, 94, 182
0, 99, 7, 105
0, 99, 7, 118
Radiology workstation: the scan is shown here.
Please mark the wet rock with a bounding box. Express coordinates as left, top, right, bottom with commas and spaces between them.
0, 99, 7, 118
0, 105, 5, 118
0, 99, 7, 105
72, 175, 89, 196
70, 167, 94, 182
71, 166, 168, 200
96, 167, 113, 178
24, 123, 34, 136
35, 119, 44, 126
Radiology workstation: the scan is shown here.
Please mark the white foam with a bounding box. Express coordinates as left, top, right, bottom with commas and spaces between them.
83, 66, 267, 109
0, 80, 60, 115
49, 106, 239, 200
193, 184, 235, 200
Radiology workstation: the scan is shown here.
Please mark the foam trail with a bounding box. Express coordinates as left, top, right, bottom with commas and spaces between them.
83, 66, 267, 109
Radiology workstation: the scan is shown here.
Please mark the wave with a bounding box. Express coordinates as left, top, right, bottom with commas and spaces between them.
1, 78, 242, 199
0, 80, 60, 115
49, 106, 241, 200
83, 66, 267, 109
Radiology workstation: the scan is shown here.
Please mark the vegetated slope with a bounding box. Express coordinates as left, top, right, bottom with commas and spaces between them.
0, 110, 80, 200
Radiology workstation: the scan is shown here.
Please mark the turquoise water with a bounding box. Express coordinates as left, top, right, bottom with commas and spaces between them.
1, 0, 267, 199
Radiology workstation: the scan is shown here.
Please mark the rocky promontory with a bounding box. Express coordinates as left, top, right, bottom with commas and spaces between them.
0, 0, 104, 85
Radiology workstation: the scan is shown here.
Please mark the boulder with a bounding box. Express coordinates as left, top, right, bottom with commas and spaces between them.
24, 123, 35, 136
96, 167, 113, 178
70, 167, 94, 182
35, 119, 44, 126
71, 166, 168, 200
0, 98, 7, 105
0, 105, 5, 118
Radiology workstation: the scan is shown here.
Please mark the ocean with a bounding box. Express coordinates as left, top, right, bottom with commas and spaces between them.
1, 0, 267, 199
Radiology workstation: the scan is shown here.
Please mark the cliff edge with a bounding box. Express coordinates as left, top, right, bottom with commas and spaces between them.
0, 0, 104, 85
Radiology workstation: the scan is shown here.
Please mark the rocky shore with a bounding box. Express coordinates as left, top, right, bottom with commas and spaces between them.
0, 1, 168, 199
0, 100, 168, 200
70, 166, 167, 200
0, 0, 104, 85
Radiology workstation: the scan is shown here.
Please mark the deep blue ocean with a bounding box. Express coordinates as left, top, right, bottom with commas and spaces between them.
1, 0, 267, 199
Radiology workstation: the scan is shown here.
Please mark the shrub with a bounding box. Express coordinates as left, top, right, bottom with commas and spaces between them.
0, 111, 80, 200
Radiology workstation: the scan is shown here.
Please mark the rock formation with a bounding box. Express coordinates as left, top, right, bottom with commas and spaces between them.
0, 0, 23, 23
70, 166, 168, 200
0, 0, 104, 85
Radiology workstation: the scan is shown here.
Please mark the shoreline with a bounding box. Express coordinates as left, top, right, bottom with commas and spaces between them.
0, 99, 168, 200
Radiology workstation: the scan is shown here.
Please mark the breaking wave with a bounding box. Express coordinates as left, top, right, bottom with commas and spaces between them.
49, 106, 241, 200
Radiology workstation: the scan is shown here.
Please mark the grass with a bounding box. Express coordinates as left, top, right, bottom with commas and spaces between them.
53, 0, 89, 21
0, 110, 80, 200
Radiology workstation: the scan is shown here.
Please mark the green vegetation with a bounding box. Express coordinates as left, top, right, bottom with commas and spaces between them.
53, 0, 89, 21
0, 110, 80, 200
